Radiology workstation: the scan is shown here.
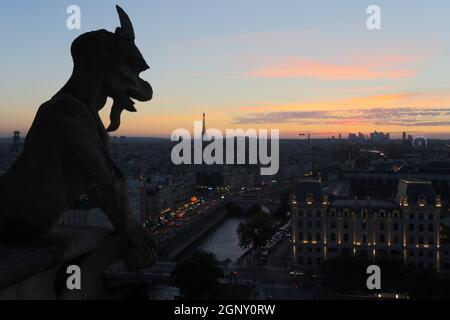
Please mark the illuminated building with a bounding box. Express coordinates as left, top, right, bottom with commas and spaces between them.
291, 179, 441, 271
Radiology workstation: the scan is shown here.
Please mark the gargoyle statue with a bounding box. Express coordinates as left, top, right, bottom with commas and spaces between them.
0, 6, 155, 270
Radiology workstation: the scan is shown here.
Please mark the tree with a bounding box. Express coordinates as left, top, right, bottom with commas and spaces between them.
321, 252, 370, 293
273, 207, 287, 220
237, 210, 276, 250
172, 251, 224, 299
321, 253, 450, 299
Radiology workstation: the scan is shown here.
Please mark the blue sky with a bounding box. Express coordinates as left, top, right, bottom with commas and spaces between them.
1, 1, 450, 138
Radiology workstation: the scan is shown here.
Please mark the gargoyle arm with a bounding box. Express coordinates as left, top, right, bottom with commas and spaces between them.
55, 96, 136, 234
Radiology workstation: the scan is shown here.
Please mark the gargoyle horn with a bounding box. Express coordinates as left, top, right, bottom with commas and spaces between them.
107, 6, 135, 132
115, 5, 135, 41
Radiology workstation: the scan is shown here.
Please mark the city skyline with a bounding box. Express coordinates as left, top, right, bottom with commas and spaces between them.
1, 1, 450, 138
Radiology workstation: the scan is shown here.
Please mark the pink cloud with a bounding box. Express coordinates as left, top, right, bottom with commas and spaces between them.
247, 56, 417, 80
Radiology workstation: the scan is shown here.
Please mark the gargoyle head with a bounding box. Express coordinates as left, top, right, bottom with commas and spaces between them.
70, 5, 153, 132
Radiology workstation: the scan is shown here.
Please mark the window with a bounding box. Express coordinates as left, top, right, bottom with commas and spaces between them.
362, 234, 367, 243
316, 233, 321, 241
419, 224, 424, 232
393, 223, 399, 231
299, 232, 303, 240
409, 236, 415, 244
409, 250, 414, 257
316, 211, 321, 217
307, 246, 312, 253
307, 211, 312, 217
316, 247, 321, 253
428, 224, 434, 232
330, 222, 336, 229
330, 233, 336, 242
428, 237, 434, 245
380, 223, 385, 230
307, 257, 312, 265
409, 213, 414, 220
380, 234, 385, 243
316, 221, 321, 228
419, 214, 424, 220
393, 235, 399, 244
344, 222, 349, 229
307, 221, 312, 228
419, 250, 424, 257
409, 224, 414, 231
299, 257, 304, 265
362, 223, 367, 230
344, 234, 349, 242
299, 221, 303, 228
316, 258, 321, 265
419, 236, 424, 245
307, 233, 312, 241
428, 214, 434, 220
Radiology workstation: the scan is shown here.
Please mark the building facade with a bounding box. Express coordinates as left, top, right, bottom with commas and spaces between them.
291, 179, 442, 271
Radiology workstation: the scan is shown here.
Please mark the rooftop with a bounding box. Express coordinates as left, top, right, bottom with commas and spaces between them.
331, 199, 397, 209
295, 179, 323, 202
395, 179, 435, 204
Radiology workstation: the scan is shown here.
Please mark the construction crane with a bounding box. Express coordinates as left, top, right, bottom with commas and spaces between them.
299, 132, 311, 144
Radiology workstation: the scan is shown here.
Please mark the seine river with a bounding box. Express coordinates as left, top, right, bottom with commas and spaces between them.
196, 217, 245, 262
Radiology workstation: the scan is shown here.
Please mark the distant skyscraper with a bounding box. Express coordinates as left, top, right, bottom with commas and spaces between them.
369, 131, 389, 144
11, 131, 22, 153
403, 132, 406, 141
13, 131, 20, 145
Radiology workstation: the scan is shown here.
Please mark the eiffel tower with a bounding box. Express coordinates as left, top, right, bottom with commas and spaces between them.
202, 113, 208, 141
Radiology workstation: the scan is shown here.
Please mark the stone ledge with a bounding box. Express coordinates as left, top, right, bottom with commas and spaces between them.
0, 226, 127, 300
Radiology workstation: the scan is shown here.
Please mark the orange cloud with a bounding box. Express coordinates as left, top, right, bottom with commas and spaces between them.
237, 91, 450, 113
247, 57, 417, 80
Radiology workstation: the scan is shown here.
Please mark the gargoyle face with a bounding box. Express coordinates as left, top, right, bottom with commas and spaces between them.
106, 6, 153, 132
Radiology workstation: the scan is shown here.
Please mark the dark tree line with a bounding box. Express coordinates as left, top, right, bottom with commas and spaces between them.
172, 250, 224, 299
321, 253, 450, 299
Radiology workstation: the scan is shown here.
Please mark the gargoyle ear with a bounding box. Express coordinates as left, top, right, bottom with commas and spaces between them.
115, 5, 135, 41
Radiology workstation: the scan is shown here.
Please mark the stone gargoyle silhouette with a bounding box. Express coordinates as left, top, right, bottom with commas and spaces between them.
0, 6, 155, 270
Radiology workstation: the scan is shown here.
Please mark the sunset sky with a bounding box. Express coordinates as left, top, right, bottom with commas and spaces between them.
1, 1, 450, 138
